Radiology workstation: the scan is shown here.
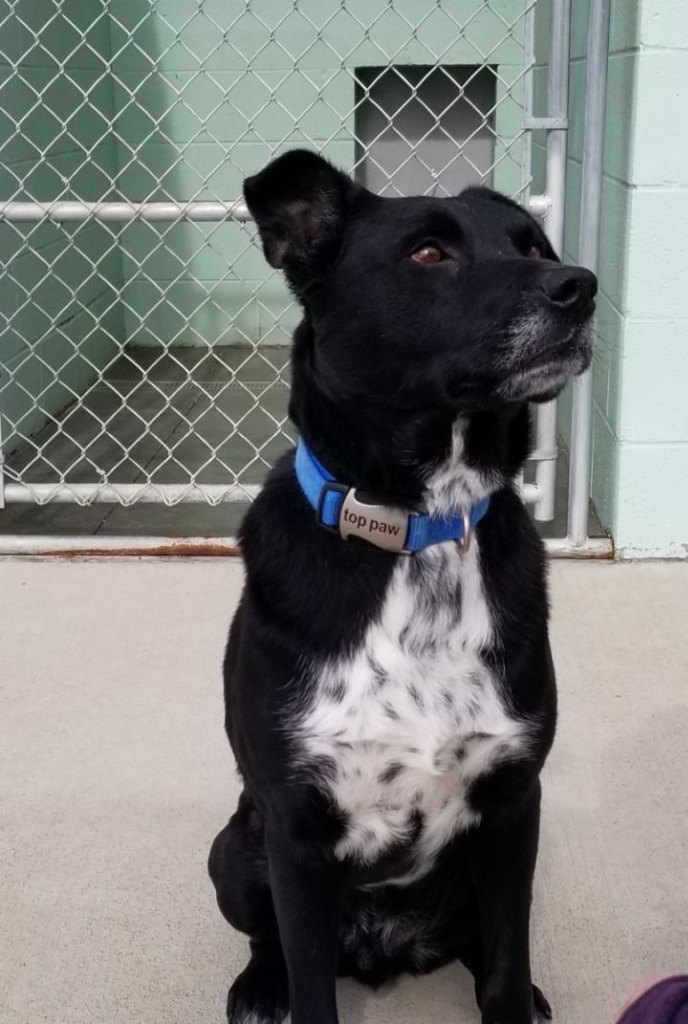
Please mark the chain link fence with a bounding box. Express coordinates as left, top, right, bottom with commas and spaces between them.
0, 0, 554, 527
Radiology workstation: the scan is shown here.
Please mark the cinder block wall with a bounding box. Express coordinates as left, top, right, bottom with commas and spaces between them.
559, 0, 688, 557
108, 0, 529, 347
598, 0, 688, 557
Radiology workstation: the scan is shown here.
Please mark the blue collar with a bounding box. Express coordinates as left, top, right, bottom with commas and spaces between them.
295, 439, 490, 554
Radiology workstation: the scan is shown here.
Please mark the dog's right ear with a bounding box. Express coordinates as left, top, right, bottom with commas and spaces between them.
243, 150, 353, 282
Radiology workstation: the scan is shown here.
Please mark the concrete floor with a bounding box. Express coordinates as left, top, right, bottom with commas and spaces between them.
1, 560, 686, 1024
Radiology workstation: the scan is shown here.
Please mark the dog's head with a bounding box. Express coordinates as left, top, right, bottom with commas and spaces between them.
244, 149, 595, 416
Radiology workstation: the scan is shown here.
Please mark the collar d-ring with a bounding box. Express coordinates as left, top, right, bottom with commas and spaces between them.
456, 507, 473, 552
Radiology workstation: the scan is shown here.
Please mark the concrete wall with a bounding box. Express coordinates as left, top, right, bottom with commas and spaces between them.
108, 0, 529, 347
0, 0, 123, 452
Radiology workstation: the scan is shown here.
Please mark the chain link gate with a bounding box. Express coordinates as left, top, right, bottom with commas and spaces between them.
0, 0, 608, 554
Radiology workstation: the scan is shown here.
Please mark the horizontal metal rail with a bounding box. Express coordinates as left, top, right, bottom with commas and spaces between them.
3, 480, 540, 506
0, 533, 613, 559
544, 536, 613, 558
3, 482, 261, 504
0, 535, 241, 557
0, 200, 251, 223
0, 196, 549, 224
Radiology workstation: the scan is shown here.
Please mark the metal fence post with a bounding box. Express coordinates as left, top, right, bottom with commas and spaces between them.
567, 0, 612, 546
533, 0, 571, 522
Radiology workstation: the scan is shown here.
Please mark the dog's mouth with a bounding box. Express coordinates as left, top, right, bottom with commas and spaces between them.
497, 312, 594, 402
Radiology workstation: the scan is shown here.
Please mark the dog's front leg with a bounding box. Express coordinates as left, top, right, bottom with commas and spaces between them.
470, 783, 549, 1024
266, 828, 343, 1024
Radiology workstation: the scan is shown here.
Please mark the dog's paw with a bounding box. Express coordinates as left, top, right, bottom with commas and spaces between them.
226, 964, 289, 1024
533, 984, 552, 1022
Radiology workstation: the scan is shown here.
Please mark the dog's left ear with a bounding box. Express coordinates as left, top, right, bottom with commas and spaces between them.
243, 150, 354, 283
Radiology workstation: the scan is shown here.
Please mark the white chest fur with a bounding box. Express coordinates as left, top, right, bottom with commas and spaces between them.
297, 538, 531, 877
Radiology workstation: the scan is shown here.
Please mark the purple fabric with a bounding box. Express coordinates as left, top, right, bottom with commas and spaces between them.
617, 977, 688, 1024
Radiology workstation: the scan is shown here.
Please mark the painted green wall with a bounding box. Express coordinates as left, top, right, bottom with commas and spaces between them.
108, 0, 530, 347
561, 0, 688, 557
0, 1, 123, 453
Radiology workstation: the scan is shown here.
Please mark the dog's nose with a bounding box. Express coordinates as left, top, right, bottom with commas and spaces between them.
539, 266, 597, 309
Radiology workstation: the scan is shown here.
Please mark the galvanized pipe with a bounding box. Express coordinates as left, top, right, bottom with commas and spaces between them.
0, 200, 251, 223
2, 482, 261, 504
567, 0, 612, 545
544, 535, 612, 558
0, 197, 551, 224
527, 194, 552, 218
543, 0, 571, 253
520, 0, 536, 201
533, 0, 572, 522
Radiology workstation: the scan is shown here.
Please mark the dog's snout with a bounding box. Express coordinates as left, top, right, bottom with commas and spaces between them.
539, 266, 597, 310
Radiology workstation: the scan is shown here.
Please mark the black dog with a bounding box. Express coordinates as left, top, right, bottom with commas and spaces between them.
209, 149, 596, 1024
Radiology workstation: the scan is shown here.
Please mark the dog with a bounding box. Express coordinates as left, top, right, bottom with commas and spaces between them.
208, 149, 596, 1024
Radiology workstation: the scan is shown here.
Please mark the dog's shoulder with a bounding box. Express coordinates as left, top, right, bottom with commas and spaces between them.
238, 450, 396, 657
478, 489, 552, 644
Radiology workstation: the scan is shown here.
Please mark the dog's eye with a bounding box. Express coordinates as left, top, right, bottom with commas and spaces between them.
528, 245, 542, 259
410, 244, 443, 264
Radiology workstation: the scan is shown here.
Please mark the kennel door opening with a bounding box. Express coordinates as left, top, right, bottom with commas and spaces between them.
354, 66, 496, 197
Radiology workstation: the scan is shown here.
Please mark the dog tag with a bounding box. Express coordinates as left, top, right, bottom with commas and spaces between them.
338, 489, 410, 553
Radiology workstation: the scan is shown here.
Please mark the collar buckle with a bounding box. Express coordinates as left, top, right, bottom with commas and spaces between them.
315, 479, 349, 535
